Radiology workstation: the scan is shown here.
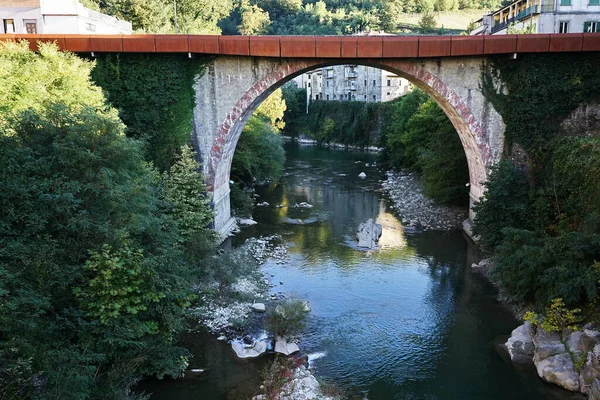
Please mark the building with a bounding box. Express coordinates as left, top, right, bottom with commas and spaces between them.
292, 65, 410, 103
471, 0, 600, 35
0, 0, 132, 35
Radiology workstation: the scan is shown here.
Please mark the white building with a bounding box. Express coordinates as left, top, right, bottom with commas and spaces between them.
471, 0, 600, 34
292, 65, 410, 103
0, 0, 132, 35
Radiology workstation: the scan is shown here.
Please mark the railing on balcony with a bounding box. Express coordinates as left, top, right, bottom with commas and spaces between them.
491, 4, 540, 33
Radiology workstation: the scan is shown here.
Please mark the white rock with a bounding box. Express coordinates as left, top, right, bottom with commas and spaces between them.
356, 218, 383, 249
257, 202, 269, 207
536, 352, 580, 392
232, 340, 267, 358
189, 369, 204, 373
505, 322, 534, 363
275, 337, 300, 355
250, 303, 266, 312
358, 172, 367, 178
238, 218, 258, 226
217, 335, 227, 341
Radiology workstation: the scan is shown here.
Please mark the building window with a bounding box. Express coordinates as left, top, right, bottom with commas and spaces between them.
23, 20, 37, 33
364, 79, 367, 86
387, 80, 391, 86
3, 19, 15, 34
387, 92, 391, 96
308, 82, 311, 87
85, 22, 96, 32
327, 95, 330, 100
308, 74, 311, 79
334, 95, 336, 99
372, 95, 376, 101
560, 0, 571, 5
372, 80, 376, 87
326, 70, 334, 78
315, 95, 318, 100
326, 81, 329, 87
348, 92, 352, 99
364, 95, 367, 99
559, 21, 569, 33
591, 0, 600, 5
584, 21, 600, 32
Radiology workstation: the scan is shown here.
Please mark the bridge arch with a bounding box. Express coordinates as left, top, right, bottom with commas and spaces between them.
192, 57, 505, 235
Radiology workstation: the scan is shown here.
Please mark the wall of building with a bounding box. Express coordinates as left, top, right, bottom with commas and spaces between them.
0, 0, 131, 34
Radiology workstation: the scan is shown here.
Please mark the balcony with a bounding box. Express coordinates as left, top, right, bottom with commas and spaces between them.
491, 5, 539, 33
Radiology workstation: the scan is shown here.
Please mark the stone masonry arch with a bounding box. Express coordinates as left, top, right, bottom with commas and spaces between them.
192, 56, 505, 235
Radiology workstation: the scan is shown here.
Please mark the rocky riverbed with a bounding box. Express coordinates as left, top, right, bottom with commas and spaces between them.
381, 170, 467, 231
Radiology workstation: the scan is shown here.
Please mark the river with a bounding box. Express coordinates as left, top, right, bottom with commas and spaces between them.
141, 142, 580, 400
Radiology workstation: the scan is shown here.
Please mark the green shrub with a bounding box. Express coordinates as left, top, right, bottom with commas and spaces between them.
472, 160, 532, 252
265, 299, 309, 339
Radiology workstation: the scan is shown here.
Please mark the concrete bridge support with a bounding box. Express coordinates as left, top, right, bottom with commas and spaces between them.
192, 56, 506, 236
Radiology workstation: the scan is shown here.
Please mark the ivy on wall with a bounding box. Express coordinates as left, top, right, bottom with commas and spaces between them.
92, 54, 207, 170
481, 53, 600, 162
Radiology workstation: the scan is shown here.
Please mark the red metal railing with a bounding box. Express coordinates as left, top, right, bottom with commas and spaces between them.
0, 33, 598, 57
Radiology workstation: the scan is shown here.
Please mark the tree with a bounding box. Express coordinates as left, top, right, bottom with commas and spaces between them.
419, 9, 437, 33
0, 41, 206, 399
238, 2, 271, 35
255, 88, 287, 129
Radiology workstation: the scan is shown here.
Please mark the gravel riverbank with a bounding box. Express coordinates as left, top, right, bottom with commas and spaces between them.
381, 170, 468, 231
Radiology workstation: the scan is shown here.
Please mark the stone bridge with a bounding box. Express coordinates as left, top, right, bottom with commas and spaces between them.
3, 33, 599, 235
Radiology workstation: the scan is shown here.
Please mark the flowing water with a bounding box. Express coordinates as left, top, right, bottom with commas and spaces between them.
142, 142, 580, 400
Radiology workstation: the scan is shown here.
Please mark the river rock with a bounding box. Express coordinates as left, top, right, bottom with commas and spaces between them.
232, 339, 267, 358
534, 328, 566, 361
356, 218, 383, 248
505, 322, 534, 363
257, 202, 270, 207
358, 172, 367, 178
238, 218, 258, 226
250, 303, 266, 313
536, 352, 580, 392
275, 337, 300, 356
590, 379, 600, 400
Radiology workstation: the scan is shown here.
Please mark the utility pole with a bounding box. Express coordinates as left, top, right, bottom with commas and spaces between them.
174, 0, 179, 33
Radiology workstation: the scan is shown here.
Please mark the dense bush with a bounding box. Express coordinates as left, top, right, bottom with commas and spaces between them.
0, 42, 214, 399
265, 299, 309, 339
474, 53, 600, 312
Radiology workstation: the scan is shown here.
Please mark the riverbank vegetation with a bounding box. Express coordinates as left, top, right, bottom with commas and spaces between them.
0, 41, 217, 399
474, 53, 600, 316
230, 90, 287, 217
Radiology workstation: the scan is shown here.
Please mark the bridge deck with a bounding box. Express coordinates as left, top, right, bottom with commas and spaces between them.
0, 34, 598, 57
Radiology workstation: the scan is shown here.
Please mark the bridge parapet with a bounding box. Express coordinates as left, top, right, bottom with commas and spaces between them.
0, 33, 599, 57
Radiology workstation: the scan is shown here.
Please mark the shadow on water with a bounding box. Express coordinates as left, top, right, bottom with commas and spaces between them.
139, 142, 583, 400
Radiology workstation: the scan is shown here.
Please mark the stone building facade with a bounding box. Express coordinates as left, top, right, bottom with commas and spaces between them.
471, 0, 600, 34
292, 65, 410, 103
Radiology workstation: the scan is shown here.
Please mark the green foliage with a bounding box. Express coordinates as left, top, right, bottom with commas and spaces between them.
87, 0, 233, 33
231, 117, 286, 185
523, 311, 540, 326
162, 145, 215, 250
239, 2, 272, 34
91, 53, 206, 171
540, 298, 581, 333
475, 54, 600, 312
0, 41, 214, 399
265, 299, 309, 339
481, 53, 600, 161
379, 89, 469, 206
256, 88, 287, 130
472, 161, 532, 251
281, 84, 307, 138
76, 242, 164, 326
301, 100, 386, 147
230, 182, 256, 217
419, 9, 437, 32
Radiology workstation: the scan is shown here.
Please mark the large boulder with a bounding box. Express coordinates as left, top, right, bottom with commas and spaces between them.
232, 339, 268, 358
356, 218, 383, 249
275, 337, 300, 356
534, 328, 566, 361
505, 322, 535, 363
581, 343, 600, 394
536, 352, 580, 392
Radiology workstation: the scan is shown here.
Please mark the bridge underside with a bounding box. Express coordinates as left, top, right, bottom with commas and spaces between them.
192, 56, 506, 236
